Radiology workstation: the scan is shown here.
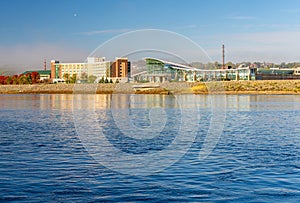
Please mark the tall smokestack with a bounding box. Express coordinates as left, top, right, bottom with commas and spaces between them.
222, 44, 225, 69
44, 59, 46, 71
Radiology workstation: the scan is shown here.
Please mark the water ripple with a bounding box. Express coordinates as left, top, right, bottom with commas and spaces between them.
0, 94, 299, 202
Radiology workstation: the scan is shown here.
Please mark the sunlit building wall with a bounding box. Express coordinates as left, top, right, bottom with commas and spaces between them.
51, 57, 131, 81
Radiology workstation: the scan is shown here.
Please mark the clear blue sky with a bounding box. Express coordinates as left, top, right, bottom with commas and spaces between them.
1, 0, 300, 71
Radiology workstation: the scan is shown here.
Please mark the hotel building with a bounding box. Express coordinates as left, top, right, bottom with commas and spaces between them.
110, 58, 131, 78
51, 57, 130, 82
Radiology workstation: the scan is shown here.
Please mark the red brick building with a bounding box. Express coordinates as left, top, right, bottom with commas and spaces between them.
110, 58, 130, 78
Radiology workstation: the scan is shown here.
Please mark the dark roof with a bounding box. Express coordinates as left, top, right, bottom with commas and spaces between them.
22, 70, 51, 75
257, 69, 294, 75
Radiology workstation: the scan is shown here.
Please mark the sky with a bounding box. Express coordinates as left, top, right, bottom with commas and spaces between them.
1, 0, 300, 73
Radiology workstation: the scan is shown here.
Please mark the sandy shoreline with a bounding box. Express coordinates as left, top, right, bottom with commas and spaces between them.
0, 81, 300, 95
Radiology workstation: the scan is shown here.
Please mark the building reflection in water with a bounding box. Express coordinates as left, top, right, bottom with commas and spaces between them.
0, 94, 252, 111
2, 94, 300, 112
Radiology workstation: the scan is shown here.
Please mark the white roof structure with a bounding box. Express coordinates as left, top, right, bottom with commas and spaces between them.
144, 57, 251, 72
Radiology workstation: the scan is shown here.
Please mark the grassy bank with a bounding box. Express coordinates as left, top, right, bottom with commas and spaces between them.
191, 80, 300, 94
0, 80, 300, 94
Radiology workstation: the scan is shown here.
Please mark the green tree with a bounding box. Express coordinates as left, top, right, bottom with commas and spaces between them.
280, 62, 286, 68
214, 61, 220, 69
226, 62, 235, 69
206, 62, 215, 69
25, 73, 32, 84
99, 76, 105, 83
63, 73, 70, 83
115, 78, 119, 83
81, 72, 88, 81
18, 75, 28, 84
12, 77, 18, 84
5, 76, 12, 85
104, 78, 109, 83
70, 74, 77, 84
88, 75, 97, 83
109, 79, 113, 83
12, 75, 18, 85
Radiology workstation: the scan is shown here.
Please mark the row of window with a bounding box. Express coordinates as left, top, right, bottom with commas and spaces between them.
62, 69, 87, 72
61, 64, 87, 67
61, 67, 86, 70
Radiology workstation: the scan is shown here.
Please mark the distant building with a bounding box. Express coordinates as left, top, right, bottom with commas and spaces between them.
294, 67, 300, 75
132, 58, 257, 82
22, 70, 51, 81
50, 57, 130, 82
50, 60, 87, 79
86, 57, 111, 78
50, 60, 61, 79
256, 68, 300, 80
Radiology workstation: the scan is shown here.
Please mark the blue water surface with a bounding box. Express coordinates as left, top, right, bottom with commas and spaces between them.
0, 94, 299, 202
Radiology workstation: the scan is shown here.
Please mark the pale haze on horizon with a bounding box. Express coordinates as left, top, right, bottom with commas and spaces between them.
1, 0, 300, 74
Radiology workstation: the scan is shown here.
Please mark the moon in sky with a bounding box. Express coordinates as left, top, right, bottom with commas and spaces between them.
74, 13, 77, 17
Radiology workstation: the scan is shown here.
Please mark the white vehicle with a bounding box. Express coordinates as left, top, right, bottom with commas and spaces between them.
52, 78, 65, 84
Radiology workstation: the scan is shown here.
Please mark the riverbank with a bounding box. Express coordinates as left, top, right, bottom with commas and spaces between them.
0, 80, 300, 94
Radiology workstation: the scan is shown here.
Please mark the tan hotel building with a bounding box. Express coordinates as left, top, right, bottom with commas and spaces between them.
51, 57, 130, 81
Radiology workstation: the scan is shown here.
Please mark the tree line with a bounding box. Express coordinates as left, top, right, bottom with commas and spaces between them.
0, 72, 40, 85
62, 73, 119, 84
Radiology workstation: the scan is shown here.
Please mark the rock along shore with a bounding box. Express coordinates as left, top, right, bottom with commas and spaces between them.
0, 80, 300, 95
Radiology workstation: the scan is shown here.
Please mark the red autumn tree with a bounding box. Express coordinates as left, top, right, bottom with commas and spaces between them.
0, 76, 6, 84
0, 76, 4, 84
31, 72, 40, 84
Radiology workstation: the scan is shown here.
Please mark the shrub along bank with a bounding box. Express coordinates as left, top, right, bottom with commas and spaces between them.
1, 80, 300, 94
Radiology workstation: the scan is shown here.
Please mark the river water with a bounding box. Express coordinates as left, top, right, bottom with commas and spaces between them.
0, 94, 299, 202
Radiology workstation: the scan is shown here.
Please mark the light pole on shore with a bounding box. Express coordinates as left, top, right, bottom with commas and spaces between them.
222, 44, 225, 69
